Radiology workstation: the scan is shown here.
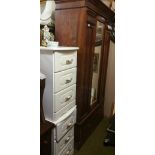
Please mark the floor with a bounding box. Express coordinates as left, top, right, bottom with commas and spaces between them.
73, 119, 115, 155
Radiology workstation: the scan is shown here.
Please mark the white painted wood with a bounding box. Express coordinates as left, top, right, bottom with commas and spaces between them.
43, 88, 75, 121
54, 68, 77, 93
53, 100, 75, 121
58, 138, 74, 155
40, 49, 54, 121
40, 47, 77, 121
54, 51, 77, 72
52, 106, 76, 125
54, 85, 76, 113
42, 88, 54, 121
40, 49, 54, 91
40, 72, 46, 80
40, 47, 78, 154
40, 46, 79, 51
54, 127, 74, 155
55, 108, 76, 141
52, 107, 76, 155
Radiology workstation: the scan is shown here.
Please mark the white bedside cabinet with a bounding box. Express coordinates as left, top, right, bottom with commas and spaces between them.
40, 46, 79, 155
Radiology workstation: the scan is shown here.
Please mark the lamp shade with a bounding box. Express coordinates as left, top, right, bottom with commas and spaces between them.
40, 0, 55, 25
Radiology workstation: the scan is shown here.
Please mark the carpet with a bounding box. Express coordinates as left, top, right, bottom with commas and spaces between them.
73, 119, 115, 155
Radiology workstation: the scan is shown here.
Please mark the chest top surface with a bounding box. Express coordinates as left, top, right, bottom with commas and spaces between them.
40, 46, 79, 52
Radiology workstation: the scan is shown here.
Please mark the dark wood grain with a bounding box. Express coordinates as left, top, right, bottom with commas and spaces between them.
55, 8, 81, 45
40, 127, 52, 155
55, 0, 114, 22
75, 104, 103, 149
40, 122, 55, 136
55, 0, 114, 149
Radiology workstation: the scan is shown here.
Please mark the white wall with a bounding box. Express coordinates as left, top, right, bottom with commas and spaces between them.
104, 40, 115, 118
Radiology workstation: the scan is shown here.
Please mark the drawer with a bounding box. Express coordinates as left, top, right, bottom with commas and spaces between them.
53, 100, 75, 121
54, 85, 76, 113
54, 51, 77, 72
54, 68, 77, 93
54, 127, 74, 155
55, 107, 76, 141
58, 138, 74, 155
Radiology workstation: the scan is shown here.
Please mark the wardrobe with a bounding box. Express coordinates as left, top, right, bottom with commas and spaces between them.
55, 0, 114, 149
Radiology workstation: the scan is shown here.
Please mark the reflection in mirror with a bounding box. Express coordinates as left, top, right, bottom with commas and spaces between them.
90, 21, 105, 106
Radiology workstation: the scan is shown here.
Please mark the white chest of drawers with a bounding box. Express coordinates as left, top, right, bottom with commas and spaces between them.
40, 46, 79, 155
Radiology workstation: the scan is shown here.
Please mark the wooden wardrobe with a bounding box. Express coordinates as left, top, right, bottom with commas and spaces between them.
55, 0, 114, 149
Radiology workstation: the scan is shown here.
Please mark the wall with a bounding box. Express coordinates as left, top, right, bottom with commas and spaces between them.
104, 40, 115, 118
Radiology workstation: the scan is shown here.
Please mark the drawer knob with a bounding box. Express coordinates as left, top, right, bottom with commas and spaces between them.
66, 59, 73, 65
65, 137, 70, 143
67, 122, 72, 128
88, 24, 91, 27
65, 151, 70, 155
65, 78, 72, 84
65, 95, 72, 102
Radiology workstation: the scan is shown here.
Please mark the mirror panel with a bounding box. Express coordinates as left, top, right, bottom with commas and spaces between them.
90, 21, 105, 106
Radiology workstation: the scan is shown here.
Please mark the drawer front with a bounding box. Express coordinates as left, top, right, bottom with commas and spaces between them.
54, 68, 77, 93
54, 85, 76, 113
53, 100, 75, 121
54, 127, 74, 155
56, 108, 76, 141
54, 51, 77, 72
59, 138, 74, 155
